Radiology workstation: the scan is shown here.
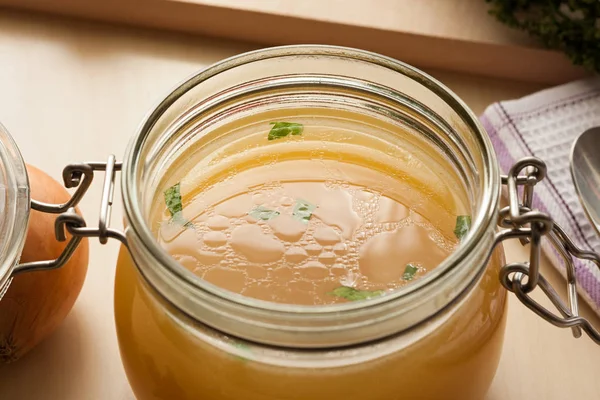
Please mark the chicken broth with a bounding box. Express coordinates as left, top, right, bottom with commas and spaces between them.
115, 107, 506, 400
153, 109, 468, 305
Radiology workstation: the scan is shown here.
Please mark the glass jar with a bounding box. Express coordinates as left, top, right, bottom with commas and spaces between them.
114, 46, 507, 400
0, 122, 30, 301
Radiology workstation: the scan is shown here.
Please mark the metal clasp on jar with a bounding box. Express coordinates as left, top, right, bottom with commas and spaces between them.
493, 157, 600, 344
11, 155, 127, 277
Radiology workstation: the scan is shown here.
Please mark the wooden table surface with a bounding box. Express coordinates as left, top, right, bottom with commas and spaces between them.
0, 10, 598, 400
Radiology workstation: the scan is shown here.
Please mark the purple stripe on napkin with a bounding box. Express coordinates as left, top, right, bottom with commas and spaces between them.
480, 77, 600, 314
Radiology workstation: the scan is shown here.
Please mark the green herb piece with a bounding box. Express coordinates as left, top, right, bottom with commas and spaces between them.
168, 211, 194, 229
171, 211, 185, 224
292, 199, 316, 223
329, 286, 384, 301
164, 183, 194, 229
249, 206, 280, 221
403, 264, 419, 281
232, 341, 251, 362
164, 182, 183, 217
268, 122, 304, 140
454, 215, 472, 241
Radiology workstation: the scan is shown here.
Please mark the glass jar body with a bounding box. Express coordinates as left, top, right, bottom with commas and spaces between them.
115, 45, 506, 400
115, 245, 506, 400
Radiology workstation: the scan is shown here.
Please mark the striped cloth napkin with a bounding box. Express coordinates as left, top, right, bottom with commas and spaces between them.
480, 77, 600, 315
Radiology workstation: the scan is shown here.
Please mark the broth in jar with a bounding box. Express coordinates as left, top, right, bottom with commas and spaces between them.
154, 108, 469, 305
115, 107, 505, 400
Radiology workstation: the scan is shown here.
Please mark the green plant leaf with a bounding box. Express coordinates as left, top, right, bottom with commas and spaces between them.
292, 199, 316, 223
164, 182, 183, 216
403, 264, 419, 281
249, 206, 280, 221
329, 286, 384, 301
485, 0, 600, 73
231, 341, 251, 363
454, 215, 471, 241
164, 183, 194, 228
170, 211, 194, 229
268, 122, 304, 140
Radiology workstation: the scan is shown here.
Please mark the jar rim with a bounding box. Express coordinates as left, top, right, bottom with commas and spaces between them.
121, 45, 500, 318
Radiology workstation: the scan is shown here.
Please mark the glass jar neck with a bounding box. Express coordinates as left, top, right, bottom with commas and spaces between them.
122, 45, 500, 348
0, 122, 30, 299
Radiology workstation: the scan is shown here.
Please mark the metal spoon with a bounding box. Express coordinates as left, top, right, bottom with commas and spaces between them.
570, 127, 600, 236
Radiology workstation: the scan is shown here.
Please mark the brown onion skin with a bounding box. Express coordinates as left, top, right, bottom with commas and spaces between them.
0, 164, 89, 363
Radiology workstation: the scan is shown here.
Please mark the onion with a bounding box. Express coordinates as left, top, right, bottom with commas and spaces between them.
0, 164, 89, 363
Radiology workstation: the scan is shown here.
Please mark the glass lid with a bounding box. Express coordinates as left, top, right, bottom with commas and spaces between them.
0, 122, 29, 300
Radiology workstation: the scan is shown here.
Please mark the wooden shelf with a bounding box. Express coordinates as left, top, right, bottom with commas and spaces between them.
0, 0, 588, 84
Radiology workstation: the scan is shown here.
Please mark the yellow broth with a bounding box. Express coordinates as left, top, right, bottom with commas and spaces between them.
115, 108, 507, 400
